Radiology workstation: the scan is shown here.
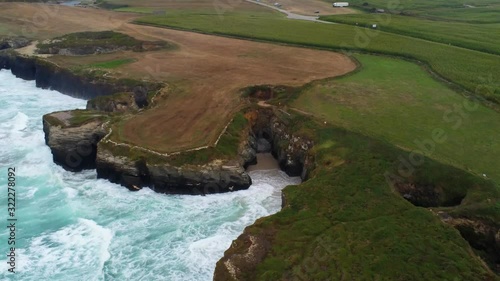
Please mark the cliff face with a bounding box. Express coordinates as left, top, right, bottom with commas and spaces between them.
214, 109, 316, 280
250, 108, 314, 180
42, 113, 107, 171
42, 110, 253, 194
3, 52, 249, 195
96, 146, 252, 194
0, 52, 160, 100
438, 212, 500, 274
86, 90, 149, 112
6, 52, 309, 197
41, 106, 310, 196
214, 233, 271, 281
0, 37, 30, 50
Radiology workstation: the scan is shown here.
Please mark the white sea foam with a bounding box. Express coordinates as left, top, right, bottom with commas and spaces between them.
0, 69, 301, 281
14, 218, 112, 281
11, 112, 28, 132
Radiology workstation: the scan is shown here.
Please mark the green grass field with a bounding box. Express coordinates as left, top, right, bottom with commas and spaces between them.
114, 7, 155, 14
343, 0, 500, 23
413, 5, 500, 23
89, 58, 136, 69
293, 54, 500, 183
135, 10, 500, 104
37, 31, 141, 49
320, 14, 500, 55
216, 112, 499, 280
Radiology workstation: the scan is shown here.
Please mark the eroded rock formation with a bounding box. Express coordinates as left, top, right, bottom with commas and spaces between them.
249, 108, 314, 180
42, 112, 107, 171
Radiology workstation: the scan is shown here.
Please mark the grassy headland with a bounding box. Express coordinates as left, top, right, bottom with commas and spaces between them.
216, 109, 500, 280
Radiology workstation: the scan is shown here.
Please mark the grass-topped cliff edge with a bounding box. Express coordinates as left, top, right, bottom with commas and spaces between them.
215, 107, 500, 280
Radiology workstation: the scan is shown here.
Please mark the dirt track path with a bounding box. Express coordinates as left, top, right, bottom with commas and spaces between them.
245, 0, 356, 17
244, 0, 335, 23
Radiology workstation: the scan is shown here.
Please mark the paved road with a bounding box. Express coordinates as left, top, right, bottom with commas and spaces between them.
245, 0, 336, 24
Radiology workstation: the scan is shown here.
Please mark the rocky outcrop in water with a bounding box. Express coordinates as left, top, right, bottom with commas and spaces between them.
42, 108, 253, 194
42, 112, 107, 171
41, 106, 311, 196
96, 146, 252, 194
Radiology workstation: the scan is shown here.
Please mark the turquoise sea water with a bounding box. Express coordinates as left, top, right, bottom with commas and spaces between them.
0, 69, 300, 281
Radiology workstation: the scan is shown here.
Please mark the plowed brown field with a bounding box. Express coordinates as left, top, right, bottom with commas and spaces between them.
0, 3, 357, 152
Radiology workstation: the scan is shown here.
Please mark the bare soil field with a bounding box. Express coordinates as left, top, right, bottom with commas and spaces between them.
0, 3, 135, 39
0, 3, 356, 152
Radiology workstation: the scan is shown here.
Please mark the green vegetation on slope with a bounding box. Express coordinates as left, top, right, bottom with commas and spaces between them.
43, 109, 108, 128
320, 14, 500, 55
217, 112, 499, 280
135, 10, 500, 103
292, 54, 500, 183
114, 6, 155, 14
88, 58, 136, 69
95, 0, 128, 10
37, 31, 142, 53
68, 109, 108, 126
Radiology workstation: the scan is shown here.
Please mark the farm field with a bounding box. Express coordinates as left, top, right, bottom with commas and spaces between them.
414, 5, 500, 23
0, 3, 356, 152
342, 0, 500, 23
136, 8, 500, 104
292, 54, 500, 183
321, 14, 500, 55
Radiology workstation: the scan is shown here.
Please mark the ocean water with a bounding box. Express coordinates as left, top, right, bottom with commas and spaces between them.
0, 69, 300, 281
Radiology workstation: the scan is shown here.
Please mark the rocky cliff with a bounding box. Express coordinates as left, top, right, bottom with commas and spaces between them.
1, 51, 250, 195
0, 52, 161, 100
96, 144, 252, 194
41, 105, 312, 196
248, 108, 314, 180
42, 108, 254, 194
42, 111, 108, 171
86, 90, 149, 112
438, 212, 500, 274
5, 51, 310, 197
0, 37, 30, 50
